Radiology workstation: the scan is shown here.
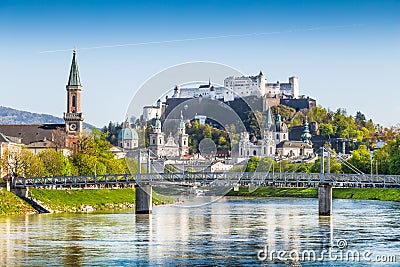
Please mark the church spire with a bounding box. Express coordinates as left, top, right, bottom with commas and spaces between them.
265, 106, 273, 129
301, 117, 312, 144
67, 48, 81, 86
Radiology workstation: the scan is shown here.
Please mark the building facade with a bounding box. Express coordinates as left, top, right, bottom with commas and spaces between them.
238, 107, 276, 158
225, 71, 299, 99
238, 108, 313, 160
148, 113, 189, 158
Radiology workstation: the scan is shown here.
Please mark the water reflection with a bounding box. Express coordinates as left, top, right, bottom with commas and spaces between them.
0, 198, 399, 266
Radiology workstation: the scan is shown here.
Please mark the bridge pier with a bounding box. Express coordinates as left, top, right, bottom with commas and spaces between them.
12, 187, 29, 198
135, 184, 152, 214
318, 183, 332, 216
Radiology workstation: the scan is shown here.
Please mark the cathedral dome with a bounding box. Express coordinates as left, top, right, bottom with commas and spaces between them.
118, 127, 138, 140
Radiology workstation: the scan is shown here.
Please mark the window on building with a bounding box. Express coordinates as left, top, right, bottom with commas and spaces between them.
276, 134, 279, 139
240, 148, 243, 156
153, 139, 155, 145
253, 150, 257, 156
72, 95, 76, 109
159, 138, 162, 144
284, 134, 286, 139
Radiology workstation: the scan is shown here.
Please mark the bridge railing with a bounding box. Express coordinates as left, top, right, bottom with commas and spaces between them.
12, 172, 400, 188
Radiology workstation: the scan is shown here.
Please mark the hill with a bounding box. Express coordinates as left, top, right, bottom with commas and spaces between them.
0, 106, 95, 129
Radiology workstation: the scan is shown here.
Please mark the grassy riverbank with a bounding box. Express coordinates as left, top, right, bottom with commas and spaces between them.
227, 187, 400, 201
0, 188, 36, 215
28, 188, 175, 213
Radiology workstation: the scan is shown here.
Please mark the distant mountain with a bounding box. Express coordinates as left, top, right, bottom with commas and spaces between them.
0, 106, 95, 129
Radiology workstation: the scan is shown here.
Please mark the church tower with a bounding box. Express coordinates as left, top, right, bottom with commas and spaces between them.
178, 111, 189, 156
63, 49, 84, 150
263, 106, 275, 156
149, 113, 165, 157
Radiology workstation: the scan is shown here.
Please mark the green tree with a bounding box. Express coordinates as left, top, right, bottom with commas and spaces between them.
20, 150, 46, 177
310, 156, 342, 174
373, 145, 390, 175
271, 104, 296, 122
101, 121, 123, 146
319, 123, 334, 137
244, 157, 260, 172
1, 149, 46, 178
342, 145, 371, 174
77, 129, 114, 159
102, 158, 128, 174
202, 124, 212, 139
388, 136, 400, 174
72, 153, 105, 176
38, 149, 72, 176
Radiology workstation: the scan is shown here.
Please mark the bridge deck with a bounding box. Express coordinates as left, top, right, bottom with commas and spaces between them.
12, 172, 400, 188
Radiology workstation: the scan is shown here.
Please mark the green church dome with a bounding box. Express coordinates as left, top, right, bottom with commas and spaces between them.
118, 127, 138, 140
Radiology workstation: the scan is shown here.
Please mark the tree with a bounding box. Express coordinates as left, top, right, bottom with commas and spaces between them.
257, 157, 274, 172
20, 150, 46, 177
271, 104, 296, 122
203, 124, 212, 139
102, 158, 128, 174
355, 111, 366, 127
342, 145, 371, 174
38, 149, 72, 176
1, 149, 24, 178
387, 136, 400, 174
373, 145, 390, 175
1, 149, 46, 178
52, 127, 67, 151
244, 157, 260, 172
310, 156, 342, 174
101, 121, 123, 146
72, 153, 105, 176
319, 123, 334, 137
124, 157, 146, 174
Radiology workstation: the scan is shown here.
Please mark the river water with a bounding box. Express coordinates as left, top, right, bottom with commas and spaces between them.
0, 197, 399, 266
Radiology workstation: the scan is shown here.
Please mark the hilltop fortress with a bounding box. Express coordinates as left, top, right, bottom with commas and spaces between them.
142, 71, 316, 122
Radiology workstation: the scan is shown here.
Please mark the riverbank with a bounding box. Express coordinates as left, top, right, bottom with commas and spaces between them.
2, 186, 399, 215
0, 188, 175, 215
28, 188, 175, 213
0, 188, 36, 215
226, 187, 400, 201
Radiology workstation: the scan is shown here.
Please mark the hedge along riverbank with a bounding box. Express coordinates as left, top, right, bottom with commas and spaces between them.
226, 187, 400, 202
28, 188, 175, 213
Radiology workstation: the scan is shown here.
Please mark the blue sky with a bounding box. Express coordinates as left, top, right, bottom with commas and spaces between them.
0, 0, 399, 127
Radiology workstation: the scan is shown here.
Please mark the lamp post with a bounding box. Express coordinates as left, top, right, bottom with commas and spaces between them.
370, 150, 373, 180
94, 161, 97, 178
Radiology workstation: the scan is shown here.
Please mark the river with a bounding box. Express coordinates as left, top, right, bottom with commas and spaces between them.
0, 197, 399, 266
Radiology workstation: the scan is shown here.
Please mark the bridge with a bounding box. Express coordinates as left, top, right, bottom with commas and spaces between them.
10, 171, 400, 216
11, 145, 400, 216
12, 172, 400, 189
